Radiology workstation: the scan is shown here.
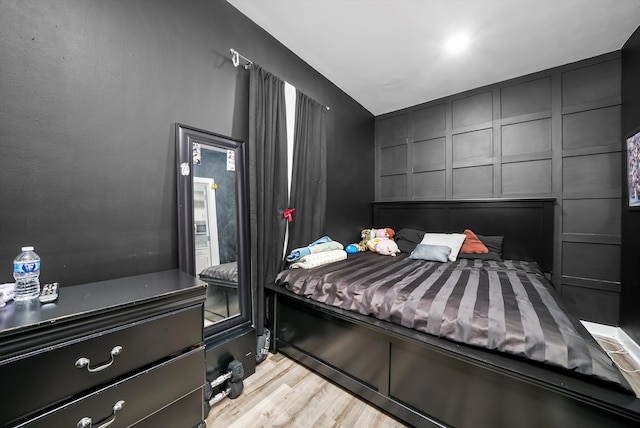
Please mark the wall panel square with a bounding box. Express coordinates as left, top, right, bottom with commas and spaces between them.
562, 242, 620, 282
452, 166, 492, 197
377, 113, 408, 139
413, 170, 445, 198
562, 59, 621, 107
562, 106, 621, 149
413, 104, 446, 141
502, 159, 552, 195
562, 199, 621, 236
561, 285, 619, 325
413, 137, 445, 171
380, 144, 407, 172
501, 77, 551, 118
502, 119, 551, 157
380, 174, 407, 200
562, 152, 621, 197
452, 129, 493, 165
452, 92, 492, 129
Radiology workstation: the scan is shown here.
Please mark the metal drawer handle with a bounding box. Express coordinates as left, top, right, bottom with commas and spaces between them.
77, 400, 125, 428
75, 346, 123, 372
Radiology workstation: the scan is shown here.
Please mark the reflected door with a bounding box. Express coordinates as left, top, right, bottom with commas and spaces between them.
193, 177, 220, 274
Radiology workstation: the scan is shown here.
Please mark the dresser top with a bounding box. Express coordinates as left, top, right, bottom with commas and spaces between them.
0, 269, 205, 339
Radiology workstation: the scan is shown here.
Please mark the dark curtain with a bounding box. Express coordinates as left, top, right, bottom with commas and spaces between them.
248, 65, 288, 335
287, 91, 327, 252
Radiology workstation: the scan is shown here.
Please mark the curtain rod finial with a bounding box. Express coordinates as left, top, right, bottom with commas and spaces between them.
230, 48, 240, 67
230, 48, 253, 69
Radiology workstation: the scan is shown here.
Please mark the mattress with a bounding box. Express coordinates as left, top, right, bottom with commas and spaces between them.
275, 252, 632, 392
199, 262, 238, 287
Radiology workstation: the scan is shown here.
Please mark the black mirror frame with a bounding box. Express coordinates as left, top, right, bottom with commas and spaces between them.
175, 123, 252, 338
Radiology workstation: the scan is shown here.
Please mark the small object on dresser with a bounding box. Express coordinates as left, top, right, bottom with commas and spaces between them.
39, 282, 59, 304
13, 246, 41, 302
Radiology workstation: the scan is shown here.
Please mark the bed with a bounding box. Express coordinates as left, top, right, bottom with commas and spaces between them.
264, 199, 640, 428
199, 262, 238, 319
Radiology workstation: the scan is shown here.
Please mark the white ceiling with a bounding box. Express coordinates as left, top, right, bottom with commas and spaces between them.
227, 0, 640, 116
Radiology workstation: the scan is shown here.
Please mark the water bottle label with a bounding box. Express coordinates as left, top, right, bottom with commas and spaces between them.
14, 261, 40, 273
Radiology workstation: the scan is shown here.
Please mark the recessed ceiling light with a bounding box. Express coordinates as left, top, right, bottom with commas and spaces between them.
445, 34, 470, 53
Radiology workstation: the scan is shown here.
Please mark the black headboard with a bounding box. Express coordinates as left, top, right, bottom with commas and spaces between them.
372, 199, 555, 273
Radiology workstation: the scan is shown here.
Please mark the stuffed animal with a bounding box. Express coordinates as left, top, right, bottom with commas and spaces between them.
356, 229, 374, 252
357, 228, 395, 252
367, 237, 400, 256
358, 227, 398, 256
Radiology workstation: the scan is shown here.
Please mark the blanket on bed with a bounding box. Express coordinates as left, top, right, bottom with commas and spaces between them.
289, 249, 347, 269
275, 252, 631, 391
286, 236, 344, 262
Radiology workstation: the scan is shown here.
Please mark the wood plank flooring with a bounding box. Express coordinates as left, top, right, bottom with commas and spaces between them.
205, 353, 408, 428
205, 339, 640, 427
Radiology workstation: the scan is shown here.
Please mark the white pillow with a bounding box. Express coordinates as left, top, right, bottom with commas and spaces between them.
419, 233, 467, 261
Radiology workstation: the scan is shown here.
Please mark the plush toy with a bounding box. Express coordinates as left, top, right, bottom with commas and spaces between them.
366, 237, 400, 256
356, 229, 374, 252
357, 228, 395, 252
357, 227, 398, 256
381, 228, 395, 239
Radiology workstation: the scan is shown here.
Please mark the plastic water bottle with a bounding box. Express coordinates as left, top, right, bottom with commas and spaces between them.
13, 246, 41, 302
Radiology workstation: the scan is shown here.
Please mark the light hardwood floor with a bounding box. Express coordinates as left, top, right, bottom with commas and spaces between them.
204, 353, 408, 428
205, 341, 640, 427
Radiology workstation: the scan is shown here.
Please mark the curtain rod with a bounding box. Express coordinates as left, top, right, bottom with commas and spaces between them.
230, 48, 253, 69
231, 47, 330, 111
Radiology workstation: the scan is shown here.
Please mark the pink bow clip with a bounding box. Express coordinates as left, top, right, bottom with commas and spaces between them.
284, 208, 296, 223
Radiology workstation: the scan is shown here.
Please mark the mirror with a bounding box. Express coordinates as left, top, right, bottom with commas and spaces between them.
176, 124, 252, 336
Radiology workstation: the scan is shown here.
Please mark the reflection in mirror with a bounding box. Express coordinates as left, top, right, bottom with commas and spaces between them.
176, 124, 251, 336
193, 142, 239, 324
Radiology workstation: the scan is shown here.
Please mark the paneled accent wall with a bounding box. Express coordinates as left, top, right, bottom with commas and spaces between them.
375, 52, 622, 324
621, 25, 640, 345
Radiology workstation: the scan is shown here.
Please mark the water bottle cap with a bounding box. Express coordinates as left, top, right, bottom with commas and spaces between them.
21, 246, 34, 251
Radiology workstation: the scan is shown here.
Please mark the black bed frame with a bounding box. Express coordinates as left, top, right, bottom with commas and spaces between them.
265, 199, 640, 427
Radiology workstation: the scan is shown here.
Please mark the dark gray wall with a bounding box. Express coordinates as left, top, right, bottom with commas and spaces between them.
621, 26, 640, 343
0, 0, 374, 286
375, 52, 623, 325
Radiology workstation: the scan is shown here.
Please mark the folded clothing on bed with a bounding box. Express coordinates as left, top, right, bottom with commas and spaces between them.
289, 249, 347, 269
286, 236, 344, 262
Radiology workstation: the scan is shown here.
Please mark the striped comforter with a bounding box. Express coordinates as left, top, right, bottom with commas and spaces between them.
275, 252, 631, 390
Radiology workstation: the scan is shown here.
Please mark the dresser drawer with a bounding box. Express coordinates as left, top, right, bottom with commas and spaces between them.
17, 346, 204, 428
131, 389, 204, 428
1, 305, 203, 426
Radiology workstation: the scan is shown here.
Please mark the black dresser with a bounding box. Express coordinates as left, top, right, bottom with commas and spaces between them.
0, 270, 207, 428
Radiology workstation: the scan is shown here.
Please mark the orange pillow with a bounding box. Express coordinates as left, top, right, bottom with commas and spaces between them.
461, 229, 489, 254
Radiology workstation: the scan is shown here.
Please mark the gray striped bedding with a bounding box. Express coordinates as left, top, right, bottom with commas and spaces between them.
275, 252, 632, 392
